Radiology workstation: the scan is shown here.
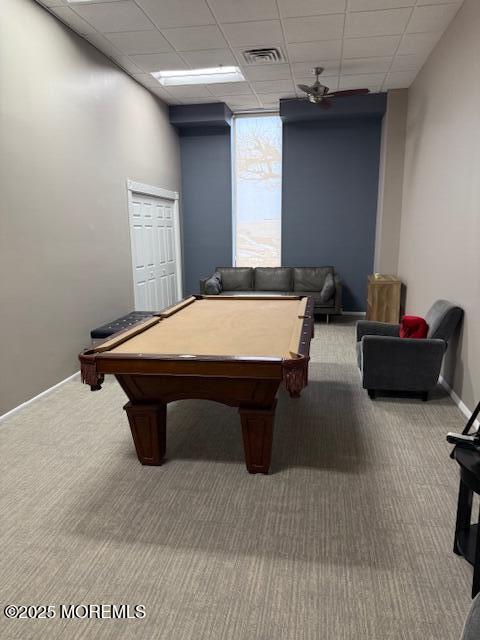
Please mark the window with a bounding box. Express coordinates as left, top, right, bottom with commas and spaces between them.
233, 115, 282, 267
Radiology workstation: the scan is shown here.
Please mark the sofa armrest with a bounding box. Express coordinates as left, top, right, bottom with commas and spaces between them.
333, 274, 342, 313
199, 277, 210, 294
356, 320, 400, 341
361, 335, 446, 391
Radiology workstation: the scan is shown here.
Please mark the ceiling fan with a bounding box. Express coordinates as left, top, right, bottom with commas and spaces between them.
296, 66, 369, 108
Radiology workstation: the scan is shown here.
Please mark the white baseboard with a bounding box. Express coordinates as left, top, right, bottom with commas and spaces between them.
439, 375, 479, 431
0, 371, 80, 423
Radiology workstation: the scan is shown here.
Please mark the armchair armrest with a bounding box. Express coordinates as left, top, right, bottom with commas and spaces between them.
356, 320, 400, 342
333, 274, 342, 313
361, 335, 446, 391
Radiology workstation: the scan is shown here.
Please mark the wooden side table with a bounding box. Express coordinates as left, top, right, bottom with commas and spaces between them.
366, 274, 402, 323
453, 447, 480, 598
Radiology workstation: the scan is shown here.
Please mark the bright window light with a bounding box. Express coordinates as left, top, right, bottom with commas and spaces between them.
152, 67, 245, 86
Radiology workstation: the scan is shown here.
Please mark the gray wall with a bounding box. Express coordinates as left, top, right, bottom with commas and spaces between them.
179, 128, 232, 294
397, 0, 480, 412
374, 89, 408, 274
282, 118, 382, 311
0, 0, 180, 415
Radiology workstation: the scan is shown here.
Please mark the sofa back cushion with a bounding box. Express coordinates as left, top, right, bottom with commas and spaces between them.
216, 267, 253, 291
425, 299, 463, 341
293, 267, 333, 292
254, 267, 292, 291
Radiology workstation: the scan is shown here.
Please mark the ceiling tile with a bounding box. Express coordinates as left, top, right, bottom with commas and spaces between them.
225, 94, 262, 107
243, 63, 292, 81
406, 4, 460, 34
284, 14, 345, 43
181, 48, 237, 68
347, 0, 414, 10
287, 40, 342, 62
38, 0, 68, 7
130, 52, 188, 72
208, 82, 253, 95
164, 84, 214, 98
397, 32, 441, 56
73, 1, 154, 33
343, 34, 401, 58
390, 53, 427, 71
383, 69, 418, 89
207, 0, 279, 23
278, 0, 346, 19
339, 72, 386, 89
345, 8, 412, 37
252, 79, 295, 94
105, 30, 172, 54
222, 20, 283, 47
113, 55, 143, 73
341, 56, 392, 74
50, 7, 97, 34
85, 33, 123, 57
291, 60, 340, 76
134, 0, 215, 29
416, 0, 462, 5
161, 25, 227, 51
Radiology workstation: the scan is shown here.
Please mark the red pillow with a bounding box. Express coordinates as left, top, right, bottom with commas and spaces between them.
400, 315, 429, 339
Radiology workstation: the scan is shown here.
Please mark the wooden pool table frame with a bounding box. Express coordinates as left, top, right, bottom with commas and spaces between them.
79, 295, 314, 474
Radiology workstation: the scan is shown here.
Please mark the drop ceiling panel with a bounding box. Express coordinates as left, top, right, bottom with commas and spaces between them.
207, 0, 279, 23
181, 48, 238, 68
345, 8, 411, 38
406, 4, 461, 34
161, 25, 227, 51
288, 40, 343, 62
221, 20, 284, 47
130, 52, 189, 72
73, 1, 154, 33
284, 14, 345, 43
208, 82, 254, 96
278, 0, 346, 18
343, 34, 401, 58
243, 63, 292, 81
105, 30, 173, 54
39, 0, 464, 109
134, 0, 215, 29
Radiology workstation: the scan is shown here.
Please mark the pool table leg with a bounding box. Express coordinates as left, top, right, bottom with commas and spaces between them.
124, 401, 166, 465
239, 400, 277, 474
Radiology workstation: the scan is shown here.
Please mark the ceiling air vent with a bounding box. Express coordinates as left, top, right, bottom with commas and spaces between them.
242, 47, 284, 65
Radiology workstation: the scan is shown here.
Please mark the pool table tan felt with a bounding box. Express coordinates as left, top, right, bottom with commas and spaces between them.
80, 295, 314, 474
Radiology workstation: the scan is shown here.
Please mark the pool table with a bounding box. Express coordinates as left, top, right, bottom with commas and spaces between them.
79, 295, 314, 474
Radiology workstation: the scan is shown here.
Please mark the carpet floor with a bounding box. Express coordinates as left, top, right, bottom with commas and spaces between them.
0, 317, 474, 639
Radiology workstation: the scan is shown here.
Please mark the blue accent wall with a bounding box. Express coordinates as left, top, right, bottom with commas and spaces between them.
179, 128, 232, 295
281, 98, 385, 311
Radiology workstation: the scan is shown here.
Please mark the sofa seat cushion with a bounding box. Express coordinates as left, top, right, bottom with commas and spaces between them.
216, 267, 253, 291
254, 267, 292, 291
293, 267, 333, 292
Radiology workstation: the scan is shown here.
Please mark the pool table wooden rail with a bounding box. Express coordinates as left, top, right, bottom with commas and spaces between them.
79, 295, 314, 473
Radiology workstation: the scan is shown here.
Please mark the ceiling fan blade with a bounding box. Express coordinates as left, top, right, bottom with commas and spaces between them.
328, 88, 370, 97
297, 84, 313, 93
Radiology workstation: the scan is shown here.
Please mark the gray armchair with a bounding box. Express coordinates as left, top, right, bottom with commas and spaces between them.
357, 300, 463, 400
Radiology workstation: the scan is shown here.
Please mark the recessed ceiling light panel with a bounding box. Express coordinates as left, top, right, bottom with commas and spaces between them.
152, 66, 245, 86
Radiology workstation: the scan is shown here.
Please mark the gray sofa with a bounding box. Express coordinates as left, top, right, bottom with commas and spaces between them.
356, 299, 463, 400
200, 266, 342, 319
